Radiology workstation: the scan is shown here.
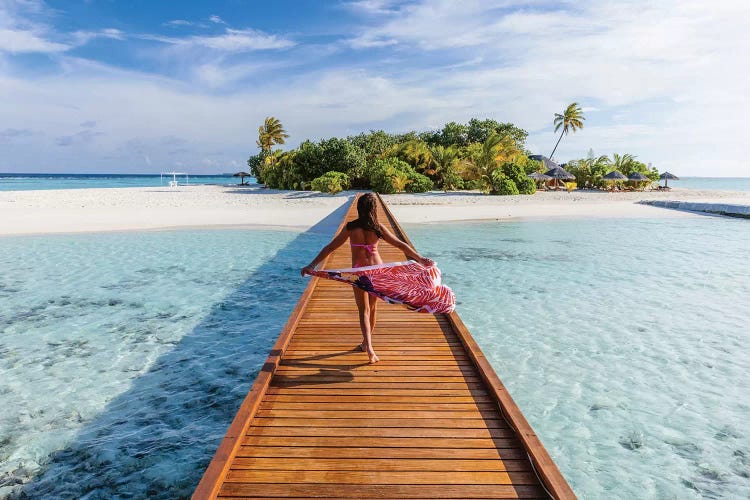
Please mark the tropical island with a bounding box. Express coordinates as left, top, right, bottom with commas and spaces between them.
248, 104, 661, 195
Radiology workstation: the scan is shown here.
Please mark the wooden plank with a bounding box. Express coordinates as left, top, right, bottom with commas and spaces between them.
242, 436, 522, 449
262, 394, 493, 403
234, 446, 530, 460
250, 418, 505, 428
218, 483, 547, 499
224, 470, 539, 485
230, 457, 531, 471
257, 402, 496, 411
245, 426, 512, 438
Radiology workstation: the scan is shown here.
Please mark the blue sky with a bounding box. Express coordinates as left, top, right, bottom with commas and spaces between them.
1, 0, 749, 175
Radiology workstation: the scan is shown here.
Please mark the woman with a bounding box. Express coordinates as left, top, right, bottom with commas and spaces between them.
300, 193, 433, 364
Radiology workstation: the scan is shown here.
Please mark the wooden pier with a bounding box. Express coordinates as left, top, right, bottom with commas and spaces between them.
194, 194, 575, 499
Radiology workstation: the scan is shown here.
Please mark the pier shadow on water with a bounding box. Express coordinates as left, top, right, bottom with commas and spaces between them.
11, 199, 353, 499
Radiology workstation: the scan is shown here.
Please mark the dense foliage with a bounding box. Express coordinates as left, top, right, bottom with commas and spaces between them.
565, 150, 659, 189
247, 116, 658, 195
310, 171, 350, 194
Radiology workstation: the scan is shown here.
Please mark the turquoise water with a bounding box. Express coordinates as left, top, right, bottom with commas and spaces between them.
1, 216, 749, 498
670, 177, 750, 192
0, 174, 255, 191
408, 217, 750, 499
0, 228, 328, 498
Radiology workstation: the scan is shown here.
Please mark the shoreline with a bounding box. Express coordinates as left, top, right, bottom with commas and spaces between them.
2, 185, 749, 237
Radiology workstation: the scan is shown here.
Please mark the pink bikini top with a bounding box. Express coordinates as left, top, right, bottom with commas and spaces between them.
350, 242, 379, 254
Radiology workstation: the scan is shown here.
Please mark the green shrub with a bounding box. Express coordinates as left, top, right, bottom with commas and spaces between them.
515, 176, 536, 195
310, 171, 350, 194
369, 158, 413, 194
406, 171, 434, 193
491, 171, 519, 195
463, 179, 485, 191
440, 168, 464, 191
247, 153, 265, 183
293, 138, 366, 183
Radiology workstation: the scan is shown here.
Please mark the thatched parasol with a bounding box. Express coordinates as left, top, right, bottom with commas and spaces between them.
601, 170, 627, 191
528, 154, 560, 171
627, 172, 650, 191
528, 172, 552, 181
602, 170, 628, 180
233, 171, 251, 185
659, 171, 679, 188
543, 166, 575, 190
627, 172, 649, 181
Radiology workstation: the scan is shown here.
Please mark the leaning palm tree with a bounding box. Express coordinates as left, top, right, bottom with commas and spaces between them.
611, 153, 636, 174
256, 116, 289, 153
550, 103, 585, 160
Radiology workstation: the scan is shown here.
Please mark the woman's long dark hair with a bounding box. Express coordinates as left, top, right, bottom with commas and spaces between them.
347, 193, 382, 237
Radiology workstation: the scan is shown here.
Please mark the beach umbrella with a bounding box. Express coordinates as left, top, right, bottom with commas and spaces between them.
627, 172, 649, 181
528, 171, 552, 190
233, 171, 251, 185
601, 170, 627, 191
627, 172, 650, 191
545, 166, 575, 180
602, 170, 628, 180
528, 154, 560, 171
659, 171, 679, 188
543, 166, 575, 190
528, 172, 552, 180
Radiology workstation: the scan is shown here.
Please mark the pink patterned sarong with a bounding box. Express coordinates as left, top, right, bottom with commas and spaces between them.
305, 261, 456, 314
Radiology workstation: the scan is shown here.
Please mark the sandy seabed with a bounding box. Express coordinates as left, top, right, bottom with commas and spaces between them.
1, 184, 749, 236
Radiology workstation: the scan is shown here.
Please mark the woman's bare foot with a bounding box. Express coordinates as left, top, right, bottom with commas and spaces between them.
358, 342, 365, 352
367, 348, 379, 364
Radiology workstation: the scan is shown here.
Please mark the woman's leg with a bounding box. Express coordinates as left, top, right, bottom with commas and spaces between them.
353, 288, 378, 363
368, 294, 378, 334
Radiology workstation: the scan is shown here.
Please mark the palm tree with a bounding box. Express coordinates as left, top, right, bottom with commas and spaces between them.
429, 145, 459, 188
462, 133, 522, 193
550, 103, 585, 160
391, 171, 411, 193
611, 153, 636, 173
256, 116, 289, 152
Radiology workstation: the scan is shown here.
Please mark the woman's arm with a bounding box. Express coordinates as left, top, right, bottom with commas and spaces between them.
379, 226, 434, 266
300, 227, 349, 276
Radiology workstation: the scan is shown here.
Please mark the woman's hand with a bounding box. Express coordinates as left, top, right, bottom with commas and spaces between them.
419, 257, 435, 267
300, 265, 314, 277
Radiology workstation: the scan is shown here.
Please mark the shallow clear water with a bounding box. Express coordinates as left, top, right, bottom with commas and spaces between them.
0, 228, 327, 498
408, 216, 750, 499
673, 177, 750, 192
0, 174, 255, 191
1, 215, 749, 499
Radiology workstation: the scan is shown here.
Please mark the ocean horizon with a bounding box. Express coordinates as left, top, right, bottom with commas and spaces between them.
0, 173, 257, 191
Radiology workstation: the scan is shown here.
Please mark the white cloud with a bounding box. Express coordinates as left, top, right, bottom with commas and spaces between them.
348, 34, 398, 49
144, 28, 295, 53
194, 28, 294, 51
165, 19, 193, 27
344, 0, 399, 15
0, 28, 68, 52
208, 15, 225, 24
72, 28, 125, 45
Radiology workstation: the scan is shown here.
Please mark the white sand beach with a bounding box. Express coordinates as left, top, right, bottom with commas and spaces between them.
1, 185, 749, 236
